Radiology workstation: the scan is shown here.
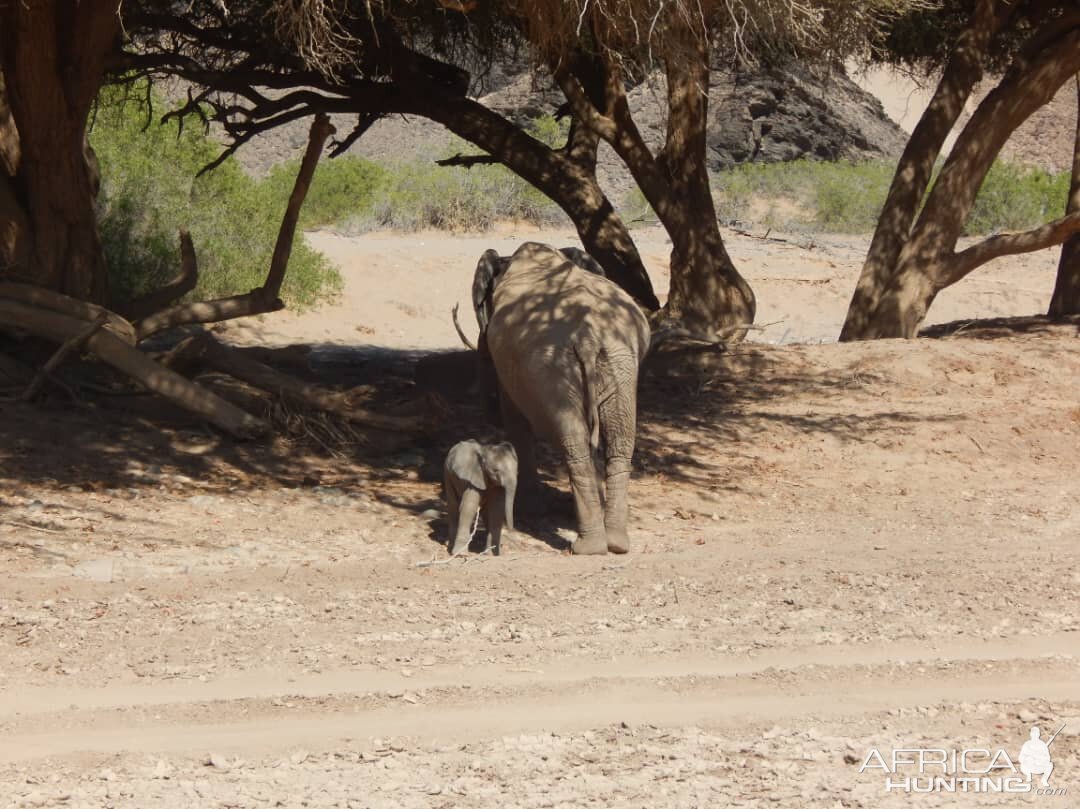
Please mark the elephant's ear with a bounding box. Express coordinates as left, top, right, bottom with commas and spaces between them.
472, 249, 503, 334
558, 246, 606, 278
448, 441, 487, 491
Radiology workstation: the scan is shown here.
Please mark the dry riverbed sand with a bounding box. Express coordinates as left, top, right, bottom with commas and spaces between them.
1, 226, 1077, 808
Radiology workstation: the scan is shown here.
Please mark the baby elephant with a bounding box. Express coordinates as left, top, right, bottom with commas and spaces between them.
443, 440, 518, 556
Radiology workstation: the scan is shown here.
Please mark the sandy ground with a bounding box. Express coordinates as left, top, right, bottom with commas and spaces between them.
1, 228, 1078, 808
226, 225, 1065, 349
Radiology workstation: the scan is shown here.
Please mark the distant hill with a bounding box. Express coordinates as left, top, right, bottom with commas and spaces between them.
853, 67, 1077, 174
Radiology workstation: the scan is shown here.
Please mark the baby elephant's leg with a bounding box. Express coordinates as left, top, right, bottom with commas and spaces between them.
450, 487, 482, 556
484, 490, 507, 556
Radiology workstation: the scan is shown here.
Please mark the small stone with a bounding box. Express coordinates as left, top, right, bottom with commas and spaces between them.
1017, 710, 1039, 724
420, 509, 441, 520
290, 750, 310, 765
206, 753, 230, 771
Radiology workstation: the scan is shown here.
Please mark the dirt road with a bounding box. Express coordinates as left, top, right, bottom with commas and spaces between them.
1, 229, 1078, 807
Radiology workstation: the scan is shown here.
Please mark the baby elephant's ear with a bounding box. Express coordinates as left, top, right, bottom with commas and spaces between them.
448, 441, 486, 490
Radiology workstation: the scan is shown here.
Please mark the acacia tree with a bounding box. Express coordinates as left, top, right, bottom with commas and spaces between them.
125, 0, 911, 339
119, 1, 661, 311
0, 1, 432, 438
0, 0, 119, 303
840, 0, 1080, 340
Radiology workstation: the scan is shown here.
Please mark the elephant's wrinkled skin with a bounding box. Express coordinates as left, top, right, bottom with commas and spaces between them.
479, 242, 650, 555
443, 440, 518, 556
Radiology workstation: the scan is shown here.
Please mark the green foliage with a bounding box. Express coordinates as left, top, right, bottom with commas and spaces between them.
700, 158, 1070, 236
350, 136, 566, 232
261, 156, 387, 229
90, 87, 341, 310
525, 114, 570, 148
963, 161, 1070, 236
710, 159, 895, 233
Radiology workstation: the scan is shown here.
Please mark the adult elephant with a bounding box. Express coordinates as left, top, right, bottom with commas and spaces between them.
472, 242, 650, 555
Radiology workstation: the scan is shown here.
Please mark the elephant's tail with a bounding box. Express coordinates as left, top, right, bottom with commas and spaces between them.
575, 344, 601, 452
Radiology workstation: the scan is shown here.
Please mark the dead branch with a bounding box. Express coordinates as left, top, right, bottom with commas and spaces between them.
0, 300, 267, 439
189, 333, 428, 433
265, 113, 336, 297
17, 312, 108, 402
732, 227, 791, 244
329, 112, 380, 158
133, 114, 336, 342
122, 229, 198, 321
134, 293, 286, 341
649, 319, 782, 351
451, 303, 477, 350
435, 152, 501, 169
0, 282, 136, 344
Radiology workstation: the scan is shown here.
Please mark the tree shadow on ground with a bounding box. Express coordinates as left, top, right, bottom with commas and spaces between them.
1, 330, 982, 512
635, 339, 964, 491
919, 313, 1080, 340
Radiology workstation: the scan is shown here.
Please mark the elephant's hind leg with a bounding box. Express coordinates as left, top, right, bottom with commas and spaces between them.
563, 436, 608, 555
599, 358, 639, 554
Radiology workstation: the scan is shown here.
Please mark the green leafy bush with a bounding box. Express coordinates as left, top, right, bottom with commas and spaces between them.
350, 137, 566, 232
261, 156, 387, 229
703, 158, 1069, 236
90, 87, 342, 310
710, 160, 894, 233
963, 161, 1070, 235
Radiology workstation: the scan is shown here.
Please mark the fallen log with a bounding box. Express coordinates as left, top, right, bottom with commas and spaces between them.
17, 312, 108, 402
0, 282, 137, 344
0, 300, 267, 439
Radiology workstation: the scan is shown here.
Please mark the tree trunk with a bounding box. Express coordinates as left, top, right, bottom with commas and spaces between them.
0, 1, 118, 304
844, 18, 1080, 339
423, 93, 660, 310
552, 23, 755, 339
840, 0, 1014, 341
659, 36, 755, 337
1049, 75, 1080, 317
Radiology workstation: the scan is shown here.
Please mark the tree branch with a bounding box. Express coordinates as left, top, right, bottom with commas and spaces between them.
17, 312, 108, 402
134, 114, 335, 341
946, 212, 1080, 286
0, 300, 267, 438
328, 112, 380, 157
0, 282, 136, 344
122, 229, 198, 321
263, 113, 335, 298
